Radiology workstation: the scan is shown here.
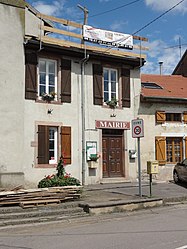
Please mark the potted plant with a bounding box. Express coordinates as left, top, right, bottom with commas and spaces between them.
89, 154, 99, 162
42, 92, 56, 102
106, 97, 118, 108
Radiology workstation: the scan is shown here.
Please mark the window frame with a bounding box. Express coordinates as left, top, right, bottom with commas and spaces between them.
48, 127, 58, 164
166, 137, 183, 163
165, 113, 182, 122
103, 67, 118, 104
36, 124, 71, 168
38, 58, 58, 100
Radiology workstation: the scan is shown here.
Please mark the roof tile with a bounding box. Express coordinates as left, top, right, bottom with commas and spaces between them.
141, 74, 187, 99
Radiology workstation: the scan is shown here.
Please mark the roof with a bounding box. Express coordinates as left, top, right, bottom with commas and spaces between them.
172, 49, 187, 76
141, 74, 187, 103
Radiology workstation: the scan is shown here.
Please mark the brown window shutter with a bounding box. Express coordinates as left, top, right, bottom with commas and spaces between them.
155, 136, 166, 165
93, 64, 103, 105
38, 125, 49, 164
25, 52, 38, 100
183, 112, 187, 123
61, 59, 71, 103
185, 137, 187, 158
156, 111, 166, 123
121, 68, 130, 108
61, 126, 71, 164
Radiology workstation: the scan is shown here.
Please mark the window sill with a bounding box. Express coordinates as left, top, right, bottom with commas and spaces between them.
35, 164, 57, 168
102, 105, 123, 110
35, 99, 62, 105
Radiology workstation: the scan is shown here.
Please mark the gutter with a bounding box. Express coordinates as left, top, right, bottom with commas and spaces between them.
140, 95, 187, 104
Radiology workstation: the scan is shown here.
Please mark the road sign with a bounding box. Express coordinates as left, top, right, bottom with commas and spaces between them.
132, 118, 144, 138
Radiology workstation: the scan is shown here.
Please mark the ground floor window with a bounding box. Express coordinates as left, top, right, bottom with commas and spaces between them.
37, 125, 71, 165
166, 137, 182, 163
156, 136, 183, 165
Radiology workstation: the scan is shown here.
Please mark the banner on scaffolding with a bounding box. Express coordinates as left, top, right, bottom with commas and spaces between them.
83, 25, 133, 50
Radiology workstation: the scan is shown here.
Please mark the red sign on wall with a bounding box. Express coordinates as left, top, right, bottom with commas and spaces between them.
95, 120, 130, 130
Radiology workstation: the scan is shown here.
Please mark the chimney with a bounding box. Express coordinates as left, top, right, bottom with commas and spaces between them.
159, 61, 163, 75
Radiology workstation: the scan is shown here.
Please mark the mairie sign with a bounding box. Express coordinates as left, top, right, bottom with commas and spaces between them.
95, 120, 130, 130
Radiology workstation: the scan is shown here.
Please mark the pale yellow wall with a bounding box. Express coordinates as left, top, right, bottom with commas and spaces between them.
139, 102, 187, 181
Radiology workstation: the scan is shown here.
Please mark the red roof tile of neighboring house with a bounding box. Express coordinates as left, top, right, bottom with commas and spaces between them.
141, 74, 187, 101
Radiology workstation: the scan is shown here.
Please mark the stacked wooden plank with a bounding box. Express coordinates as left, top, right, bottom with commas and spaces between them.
0, 186, 82, 208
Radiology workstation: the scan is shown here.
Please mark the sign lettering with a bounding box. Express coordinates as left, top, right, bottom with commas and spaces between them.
95, 120, 130, 130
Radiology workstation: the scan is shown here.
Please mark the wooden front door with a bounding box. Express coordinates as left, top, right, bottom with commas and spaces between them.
102, 129, 124, 178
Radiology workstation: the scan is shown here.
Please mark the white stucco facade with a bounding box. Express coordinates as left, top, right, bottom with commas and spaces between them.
0, 1, 144, 188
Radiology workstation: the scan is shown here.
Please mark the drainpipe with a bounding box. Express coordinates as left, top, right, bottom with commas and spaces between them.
81, 54, 89, 185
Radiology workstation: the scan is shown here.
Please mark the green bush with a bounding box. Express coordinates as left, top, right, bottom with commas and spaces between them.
38, 156, 81, 188
38, 175, 80, 188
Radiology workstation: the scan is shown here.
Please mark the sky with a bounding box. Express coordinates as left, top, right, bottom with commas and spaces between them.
26, 0, 187, 75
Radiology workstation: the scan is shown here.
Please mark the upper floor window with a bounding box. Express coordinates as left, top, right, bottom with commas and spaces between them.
38, 59, 57, 98
103, 68, 118, 103
166, 113, 181, 122
156, 111, 187, 124
93, 64, 130, 108
25, 52, 71, 103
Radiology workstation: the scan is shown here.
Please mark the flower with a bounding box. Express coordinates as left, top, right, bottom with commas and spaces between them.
106, 97, 118, 108
42, 92, 56, 102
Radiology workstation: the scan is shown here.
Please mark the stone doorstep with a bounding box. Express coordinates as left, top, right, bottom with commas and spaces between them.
79, 198, 163, 215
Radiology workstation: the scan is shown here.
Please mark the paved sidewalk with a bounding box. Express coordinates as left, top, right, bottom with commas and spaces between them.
82, 181, 187, 201
79, 181, 187, 214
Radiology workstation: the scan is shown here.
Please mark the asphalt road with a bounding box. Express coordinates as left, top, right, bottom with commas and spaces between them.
0, 203, 187, 249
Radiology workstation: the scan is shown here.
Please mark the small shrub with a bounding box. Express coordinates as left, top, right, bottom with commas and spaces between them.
38, 156, 81, 188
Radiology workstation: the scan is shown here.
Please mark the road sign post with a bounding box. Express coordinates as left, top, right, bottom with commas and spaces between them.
132, 119, 144, 197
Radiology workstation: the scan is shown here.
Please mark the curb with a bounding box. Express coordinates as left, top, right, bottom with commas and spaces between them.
79, 198, 163, 215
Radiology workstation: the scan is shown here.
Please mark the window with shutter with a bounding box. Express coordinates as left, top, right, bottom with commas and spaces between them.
92, 64, 131, 108
183, 112, 187, 123
155, 111, 166, 124
121, 68, 130, 108
93, 64, 103, 105
37, 125, 58, 164
61, 126, 71, 164
25, 51, 70, 103
185, 137, 187, 158
25, 52, 38, 100
155, 136, 166, 165
61, 59, 71, 103
38, 125, 49, 164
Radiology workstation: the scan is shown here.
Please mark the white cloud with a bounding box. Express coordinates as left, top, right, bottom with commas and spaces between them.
142, 38, 185, 74
145, 0, 187, 13
110, 21, 128, 32
32, 1, 65, 16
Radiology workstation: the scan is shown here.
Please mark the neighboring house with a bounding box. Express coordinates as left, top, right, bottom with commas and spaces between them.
172, 50, 187, 77
139, 74, 187, 181
0, 0, 147, 187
